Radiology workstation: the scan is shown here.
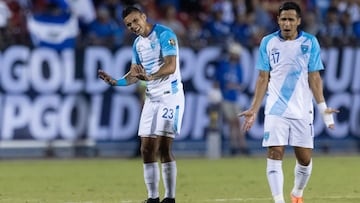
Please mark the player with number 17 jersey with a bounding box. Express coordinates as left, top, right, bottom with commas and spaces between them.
256, 30, 324, 121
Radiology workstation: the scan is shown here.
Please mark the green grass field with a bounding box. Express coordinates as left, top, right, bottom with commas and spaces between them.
0, 156, 359, 203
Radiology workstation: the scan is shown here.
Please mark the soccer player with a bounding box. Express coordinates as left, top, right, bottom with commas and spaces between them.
239, 2, 339, 203
98, 6, 184, 203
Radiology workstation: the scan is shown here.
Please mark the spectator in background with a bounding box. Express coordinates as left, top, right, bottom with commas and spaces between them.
159, 4, 186, 45
6, 0, 31, 46
27, 0, 79, 51
301, 9, 321, 36
214, 42, 249, 156
250, 0, 277, 33
85, 6, 123, 48
0, 0, 12, 49
183, 16, 208, 50
203, 4, 232, 45
318, 6, 344, 47
231, 11, 265, 47
341, 11, 358, 46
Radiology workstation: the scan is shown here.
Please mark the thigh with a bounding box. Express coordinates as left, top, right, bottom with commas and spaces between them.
155, 90, 185, 138
138, 98, 157, 137
289, 119, 314, 148
262, 115, 290, 147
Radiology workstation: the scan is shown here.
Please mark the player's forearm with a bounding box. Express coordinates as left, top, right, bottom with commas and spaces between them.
122, 71, 139, 85
250, 72, 269, 112
309, 72, 325, 103
150, 56, 176, 80
150, 66, 175, 80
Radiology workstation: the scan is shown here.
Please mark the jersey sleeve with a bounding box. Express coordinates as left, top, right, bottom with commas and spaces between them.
308, 36, 324, 72
160, 30, 178, 56
256, 37, 271, 71
131, 38, 141, 64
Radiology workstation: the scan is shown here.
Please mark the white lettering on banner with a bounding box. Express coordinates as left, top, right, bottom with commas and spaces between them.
176, 92, 194, 140
191, 94, 211, 139
59, 95, 88, 140
86, 94, 140, 140
84, 47, 114, 93
323, 48, 353, 92
62, 49, 83, 93
30, 95, 60, 140
0, 94, 2, 134
248, 49, 260, 93
2, 95, 31, 139
1, 46, 30, 93
352, 49, 360, 92
350, 94, 360, 137
31, 48, 62, 93
0, 46, 358, 141
179, 48, 196, 81
113, 47, 137, 94
109, 94, 140, 140
179, 93, 211, 140
193, 47, 221, 93
87, 94, 108, 140
239, 48, 255, 90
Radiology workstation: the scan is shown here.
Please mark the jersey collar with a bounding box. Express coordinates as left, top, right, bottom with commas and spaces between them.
277, 30, 303, 40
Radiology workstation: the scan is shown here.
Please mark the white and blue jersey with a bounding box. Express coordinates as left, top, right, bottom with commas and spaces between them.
256, 30, 324, 120
132, 24, 183, 100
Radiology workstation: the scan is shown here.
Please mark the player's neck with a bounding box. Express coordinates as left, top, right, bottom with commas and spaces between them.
142, 23, 154, 37
280, 30, 300, 41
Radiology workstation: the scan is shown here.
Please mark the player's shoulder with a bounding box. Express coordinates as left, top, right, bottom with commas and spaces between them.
154, 24, 175, 34
299, 31, 321, 46
263, 31, 279, 40
259, 31, 278, 47
300, 31, 317, 40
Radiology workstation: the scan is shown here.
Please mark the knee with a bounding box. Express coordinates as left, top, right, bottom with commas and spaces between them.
159, 146, 173, 162
297, 158, 311, 166
140, 144, 156, 158
158, 146, 170, 158
267, 148, 284, 160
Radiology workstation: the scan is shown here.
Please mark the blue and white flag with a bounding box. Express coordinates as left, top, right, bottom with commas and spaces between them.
27, 12, 79, 51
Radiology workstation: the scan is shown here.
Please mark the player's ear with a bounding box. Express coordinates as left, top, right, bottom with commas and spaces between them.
141, 13, 147, 21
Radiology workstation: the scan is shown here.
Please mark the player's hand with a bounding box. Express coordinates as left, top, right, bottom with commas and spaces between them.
238, 109, 257, 131
324, 107, 339, 129
98, 69, 116, 86
130, 64, 153, 81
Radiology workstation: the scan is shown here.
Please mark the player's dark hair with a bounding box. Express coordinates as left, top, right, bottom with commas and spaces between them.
122, 6, 142, 19
279, 1, 301, 17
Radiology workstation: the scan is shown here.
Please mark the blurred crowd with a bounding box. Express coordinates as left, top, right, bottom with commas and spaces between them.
0, 0, 359, 51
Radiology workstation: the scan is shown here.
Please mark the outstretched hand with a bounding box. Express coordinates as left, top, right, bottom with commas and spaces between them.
98, 69, 116, 86
238, 109, 257, 131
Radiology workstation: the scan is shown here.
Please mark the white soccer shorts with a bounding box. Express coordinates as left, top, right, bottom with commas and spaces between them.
262, 115, 314, 148
138, 90, 184, 138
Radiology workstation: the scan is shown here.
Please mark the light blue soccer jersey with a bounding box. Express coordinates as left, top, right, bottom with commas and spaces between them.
132, 24, 183, 100
256, 30, 324, 120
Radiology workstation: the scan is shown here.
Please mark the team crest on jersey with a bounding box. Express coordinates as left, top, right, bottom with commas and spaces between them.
301, 45, 309, 54
168, 39, 176, 46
